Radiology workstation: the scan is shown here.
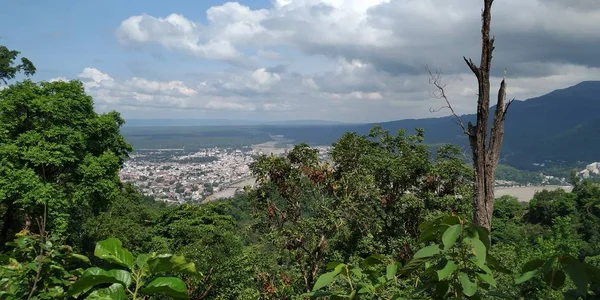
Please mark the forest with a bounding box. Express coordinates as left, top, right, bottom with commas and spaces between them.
3, 0, 600, 298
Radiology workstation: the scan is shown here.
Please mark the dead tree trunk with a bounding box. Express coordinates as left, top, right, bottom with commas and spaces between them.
429, 0, 512, 231
463, 0, 511, 231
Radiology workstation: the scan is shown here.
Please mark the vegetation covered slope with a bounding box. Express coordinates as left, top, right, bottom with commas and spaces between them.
264, 81, 600, 169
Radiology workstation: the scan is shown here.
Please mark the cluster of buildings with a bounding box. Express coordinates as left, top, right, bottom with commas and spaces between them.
578, 162, 600, 178
119, 145, 334, 203
120, 147, 256, 203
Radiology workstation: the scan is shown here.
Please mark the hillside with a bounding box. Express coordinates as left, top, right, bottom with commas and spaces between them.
266, 81, 600, 169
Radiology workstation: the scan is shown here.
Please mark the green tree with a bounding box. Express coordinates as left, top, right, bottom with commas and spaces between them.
153, 203, 255, 299
0, 80, 132, 246
527, 189, 576, 226
0, 45, 36, 85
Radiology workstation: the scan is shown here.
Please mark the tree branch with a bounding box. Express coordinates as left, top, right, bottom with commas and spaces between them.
502, 98, 515, 120
463, 57, 479, 77
426, 67, 471, 136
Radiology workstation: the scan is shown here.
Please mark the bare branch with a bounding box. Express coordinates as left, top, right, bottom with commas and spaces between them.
463, 57, 479, 76
426, 66, 471, 136
502, 98, 515, 120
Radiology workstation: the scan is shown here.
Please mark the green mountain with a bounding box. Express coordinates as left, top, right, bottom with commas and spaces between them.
266, 81, 600, 170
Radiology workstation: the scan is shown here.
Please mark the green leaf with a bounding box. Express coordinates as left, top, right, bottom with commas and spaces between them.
418, 215, 441, 231
70, 253, 91, 264
442, 224, 462, 250
302, 291, 332, 297
417, 224, 448, 244
86, 283, 126, 300
362, 254, 385, 267
437, 260, 458, 281
441, 215, 460, 226
94, 238, 134, 270
561, 256, 589, 295
515, 270, 540, 284
542, 256, 557, 275
67, 267, 131, 297
466, 238, 487, 267
327, 262, 344, 270
141, 276, 189, 299
357, 284, 375, 294
459, 272, 477, 297
351, 268, 363, 280
413, 244, 440, 259
146, 254, 197, 275
521, 259, 545, 273
476, 272, 497, 287
136, 253, 149, 269
312, 270, 341, 291
515, 259, 545, 284
386, 263, 398, 280
401, 257, 432, 275
475, 226, 491, 251
544, 269, 566, 290
434, 281, 450, 298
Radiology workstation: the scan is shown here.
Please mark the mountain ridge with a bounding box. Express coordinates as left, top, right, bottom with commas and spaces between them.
265, 80, 600, 169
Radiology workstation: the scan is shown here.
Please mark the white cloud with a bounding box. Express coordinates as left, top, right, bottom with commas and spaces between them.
48, 77, 68, 82
104, 0, 600, 120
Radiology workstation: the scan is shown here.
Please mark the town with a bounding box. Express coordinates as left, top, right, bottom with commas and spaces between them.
119, 144, 332, 203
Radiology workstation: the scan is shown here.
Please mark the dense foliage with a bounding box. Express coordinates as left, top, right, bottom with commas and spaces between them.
2, 46, 600, 299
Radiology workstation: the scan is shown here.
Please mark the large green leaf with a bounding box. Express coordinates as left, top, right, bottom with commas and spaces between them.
94, 238, 134, 270
313, 263, 346, 292
442, 224, 461, 250
521, 259, 545, 273
67, 267, 131, 297
441, 215, 460, 226
413, 244, 441, 259
466, 238, 487, 267
476, 272, 497, 287
141, 276, 189, 299
312, 270, 340, 291
459, 272, 477, 297
515, 258, 545, 284
327, 262, 344, 270
146, 254, 197, 276
515, 270, 540, 284
561, 256, 589, 295
475, 226, 491, 251
417, 224, 449, 244
386, 263, 398, 280
362, 254, 386, 267
437, 260, 458, 281
86, 283, 126, 300
544, 269, 566, 290
136, 253, 149, 269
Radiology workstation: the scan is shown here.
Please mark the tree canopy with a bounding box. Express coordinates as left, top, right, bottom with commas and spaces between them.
0, 79, 132, 246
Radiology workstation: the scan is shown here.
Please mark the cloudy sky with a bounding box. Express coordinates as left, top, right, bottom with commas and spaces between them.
1, 0, 599, 122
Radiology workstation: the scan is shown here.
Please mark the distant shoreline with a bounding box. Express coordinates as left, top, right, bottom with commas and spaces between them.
494, 185, 573, 202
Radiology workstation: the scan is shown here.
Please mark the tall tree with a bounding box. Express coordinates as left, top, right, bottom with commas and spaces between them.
0, 80, 132, 246
0, 45, 36, 85
430, 0, 511, 230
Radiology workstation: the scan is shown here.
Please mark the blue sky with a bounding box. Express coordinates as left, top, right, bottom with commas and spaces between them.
1, 0, 599, 122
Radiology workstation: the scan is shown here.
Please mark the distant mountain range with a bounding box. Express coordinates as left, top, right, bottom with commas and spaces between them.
264, 81, 600, 170
123, 118, 350, 127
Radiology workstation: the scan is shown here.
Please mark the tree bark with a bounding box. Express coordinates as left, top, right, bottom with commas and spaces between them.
464, 0, 509, 231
